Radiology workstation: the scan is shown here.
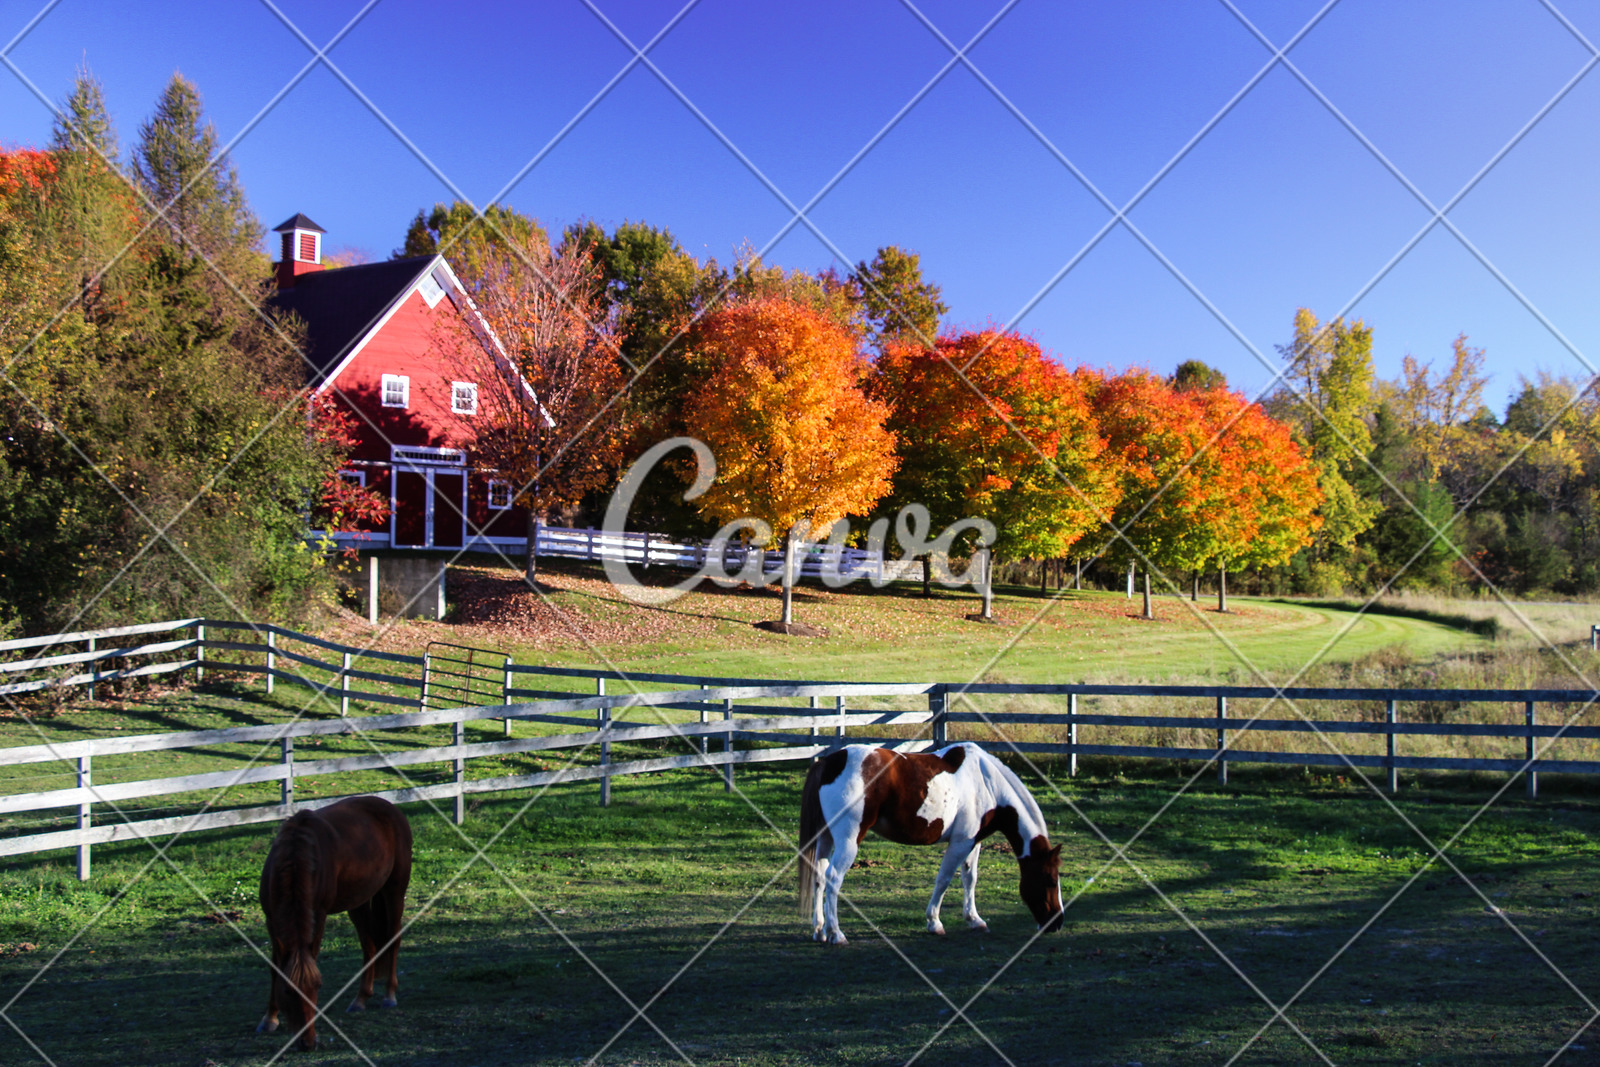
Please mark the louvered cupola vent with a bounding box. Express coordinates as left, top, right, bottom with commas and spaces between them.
272, 212, 327, 289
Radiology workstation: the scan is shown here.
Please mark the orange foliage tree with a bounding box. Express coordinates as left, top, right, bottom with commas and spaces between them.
1090, 371, 1233, 618
681, 296, 897, 629
871, 330, 1121, 611
1190, 386, 1323, 610
437, 236, 627, 582
1092, 372, 1322, 616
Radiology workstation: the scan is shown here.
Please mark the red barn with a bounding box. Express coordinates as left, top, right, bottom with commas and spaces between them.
269, 213, 527, 553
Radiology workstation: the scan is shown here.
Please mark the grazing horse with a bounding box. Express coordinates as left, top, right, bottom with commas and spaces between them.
799, 743, 1063, 945
257, 796, 413, 1051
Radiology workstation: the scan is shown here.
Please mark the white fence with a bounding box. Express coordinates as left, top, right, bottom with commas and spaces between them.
319, 521, 894, 582
3, 619, 1600, 879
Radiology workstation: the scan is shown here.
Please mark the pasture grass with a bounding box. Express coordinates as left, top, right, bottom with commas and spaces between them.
318, 556, 1511, 686
2, 760, 1599, 1065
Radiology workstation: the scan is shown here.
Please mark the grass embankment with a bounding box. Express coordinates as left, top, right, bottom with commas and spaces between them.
3, 763, 1599, 1065
324, 557, 1525, 685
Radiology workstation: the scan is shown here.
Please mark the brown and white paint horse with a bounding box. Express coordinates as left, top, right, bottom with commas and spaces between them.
258, 796, 413, 1051
799, 743, 1063, 945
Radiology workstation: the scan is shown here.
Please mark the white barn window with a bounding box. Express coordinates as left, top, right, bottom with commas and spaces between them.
488, 480, 513, 510
452, 381, 479, 415
381, 374, 410, 408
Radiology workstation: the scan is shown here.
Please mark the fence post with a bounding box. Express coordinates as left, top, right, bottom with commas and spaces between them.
503, 656, 514, 737
87, 636, 97, 703
453, 718, 466, 825
420, 653, 431, 711
368, 555, 379, 625
76, 749, 91, 881
194, 621, 206, 684
930, 686, 946, 746
699, 684, 710, 756
1527, 700, 1538, 800
1216, 696, 1228, 786
809, 694, 819, 740
1386, 699, 1398, 794
1067, 692, 1078, 778
266, 630, 276, 696
280, 735, 295, 814
586, 525, 596, 562
1593, 624, 1598, 652
835, 695, 847, 742
598, 677, 610, 807
339, 652, 352, 717
723, 697, 734, 791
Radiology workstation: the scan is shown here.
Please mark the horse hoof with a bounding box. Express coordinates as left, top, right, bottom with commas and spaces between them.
927, 922, 946, 936
379, 997, 397, 1009
256, 1017, 278, 1034
826, 933, 848, 946
967, 919, 988, 932
347, 1000, 366, 1013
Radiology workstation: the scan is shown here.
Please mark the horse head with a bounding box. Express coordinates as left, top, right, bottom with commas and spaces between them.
273, 937, 323, 1051
1017, 842, 1064, 932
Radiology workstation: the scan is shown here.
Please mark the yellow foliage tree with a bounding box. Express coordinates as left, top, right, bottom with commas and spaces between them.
682, 297, 897, 629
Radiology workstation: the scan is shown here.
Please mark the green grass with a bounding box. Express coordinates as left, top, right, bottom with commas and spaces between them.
340, 557, 1511, 686
4, 581, 1598, 1063
3, 762, 1600, 1065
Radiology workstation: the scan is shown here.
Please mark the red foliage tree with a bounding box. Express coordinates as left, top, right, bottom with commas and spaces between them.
873, 331, 1122, 612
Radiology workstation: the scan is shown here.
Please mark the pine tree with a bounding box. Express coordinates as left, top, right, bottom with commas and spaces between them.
133, 73, 261, 281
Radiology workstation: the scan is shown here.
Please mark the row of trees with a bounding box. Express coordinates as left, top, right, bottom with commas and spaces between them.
1265, 309, 1600, 597
434, 199, 1593, 613
427, 209, 1324, 622
0, 71, 381, 634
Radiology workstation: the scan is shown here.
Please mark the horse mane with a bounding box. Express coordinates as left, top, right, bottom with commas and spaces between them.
971, 745, 1049, 845
267, 811, 323, 1024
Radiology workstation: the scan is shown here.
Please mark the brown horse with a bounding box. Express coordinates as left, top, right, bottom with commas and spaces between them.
257, 796, 413, 1051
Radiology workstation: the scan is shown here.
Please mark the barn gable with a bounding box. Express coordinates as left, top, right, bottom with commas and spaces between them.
267, 215, 528, 553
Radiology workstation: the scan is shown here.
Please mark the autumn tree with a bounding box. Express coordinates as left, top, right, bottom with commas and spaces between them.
1090, 371, 1232, 618
680, 297, 896, 630
1268, 308, 1381, 587
1189, 387, 1323, 610
871, 331, 1121, 615
436, 234, 626, 583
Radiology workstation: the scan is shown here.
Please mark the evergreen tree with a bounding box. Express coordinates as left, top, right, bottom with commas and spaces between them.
133, 73, 261, 281
849, 245, 947, 350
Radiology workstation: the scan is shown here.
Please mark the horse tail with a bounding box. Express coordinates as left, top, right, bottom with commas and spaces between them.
798, 759, 828, 916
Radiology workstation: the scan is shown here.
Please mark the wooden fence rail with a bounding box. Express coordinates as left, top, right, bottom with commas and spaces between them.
1, 619, 1598, 879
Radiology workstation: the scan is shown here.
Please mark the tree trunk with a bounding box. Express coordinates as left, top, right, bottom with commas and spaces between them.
981, 548, 994, 620
1142, 569, 1153, 619
1075, 557, 1081, 590
1191, 571, 1199, 601
1126, 562, 1135, 599
1040, 559, 1048, 594
525, 511, 539, 585
1218, 564, 1228, 613
781, 533, 797, 626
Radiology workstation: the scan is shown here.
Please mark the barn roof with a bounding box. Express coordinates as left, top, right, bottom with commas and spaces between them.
269, 256, 438, 386
272, 212, 325, 233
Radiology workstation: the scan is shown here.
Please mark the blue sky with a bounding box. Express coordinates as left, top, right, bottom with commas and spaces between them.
2, 0, 1596, 415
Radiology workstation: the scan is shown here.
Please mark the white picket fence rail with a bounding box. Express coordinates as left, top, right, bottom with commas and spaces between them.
3, 619, 1600, 879
530, 523, 891, 582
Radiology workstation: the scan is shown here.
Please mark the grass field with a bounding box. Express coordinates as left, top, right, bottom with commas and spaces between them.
3, 760, 1600, 1066
320, 557, 1600, 686
5, 573, 1600, 1065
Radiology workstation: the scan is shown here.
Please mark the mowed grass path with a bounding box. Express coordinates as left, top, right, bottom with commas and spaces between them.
2, 764, 1599, 1066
